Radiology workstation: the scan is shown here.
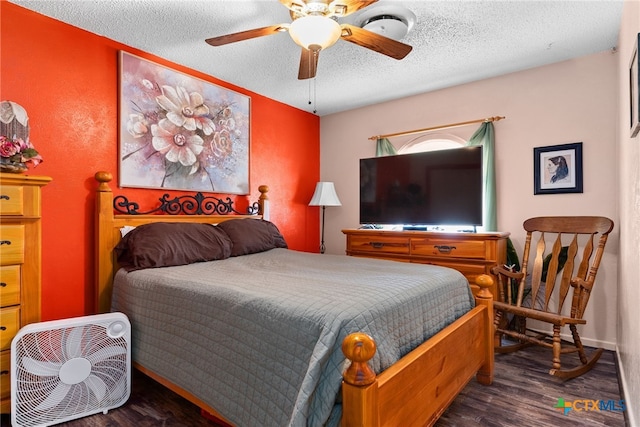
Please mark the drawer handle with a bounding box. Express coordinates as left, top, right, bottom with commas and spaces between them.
434, 245, 456, 254
0, 326, 6, 331
0, 240, 11, 246
0, 282, 6, 287
0, 370, 8, 375
369, 242, 385, 249
0, 195, 9, 200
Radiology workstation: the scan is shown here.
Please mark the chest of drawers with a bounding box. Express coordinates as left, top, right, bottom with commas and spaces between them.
0, 173, 51, 413
343, 228, 509, 297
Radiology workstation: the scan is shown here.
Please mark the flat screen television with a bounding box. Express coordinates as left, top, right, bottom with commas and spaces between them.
359, 147, 483, 228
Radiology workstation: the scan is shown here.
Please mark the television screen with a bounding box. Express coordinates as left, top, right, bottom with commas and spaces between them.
360, 147, 483, 227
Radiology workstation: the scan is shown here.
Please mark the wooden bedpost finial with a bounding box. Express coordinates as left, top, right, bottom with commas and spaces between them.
95, 171, 113, 192
342, 333, 377, 386
258, 185, 269, 219
475, 274, 494, 301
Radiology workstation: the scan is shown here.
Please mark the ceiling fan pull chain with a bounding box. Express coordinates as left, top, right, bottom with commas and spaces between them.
313, 77, 317, 114
307, 62, 317, 115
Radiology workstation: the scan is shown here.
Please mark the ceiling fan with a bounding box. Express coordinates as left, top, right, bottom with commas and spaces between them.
205, 0, 413, 80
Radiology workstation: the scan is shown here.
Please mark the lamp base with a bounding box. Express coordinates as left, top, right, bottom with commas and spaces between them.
320, 205, 326, 254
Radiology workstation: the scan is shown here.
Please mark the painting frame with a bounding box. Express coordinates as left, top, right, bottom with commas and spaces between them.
533, 142, 583, 195
630, 33, 640, 138
118, 51, 251, 194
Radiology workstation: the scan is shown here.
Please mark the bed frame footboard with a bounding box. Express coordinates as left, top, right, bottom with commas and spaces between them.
341, 275, 494, 427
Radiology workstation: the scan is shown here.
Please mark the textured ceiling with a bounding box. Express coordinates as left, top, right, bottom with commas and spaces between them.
8, 0, 623, 116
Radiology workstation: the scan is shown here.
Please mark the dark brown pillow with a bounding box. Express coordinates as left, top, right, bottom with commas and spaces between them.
262, 220, 288, 249
217, 219, 288, 256
115, 222, 233, 271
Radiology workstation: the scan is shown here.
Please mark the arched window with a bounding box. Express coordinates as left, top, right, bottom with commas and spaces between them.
397, 133, 466, 154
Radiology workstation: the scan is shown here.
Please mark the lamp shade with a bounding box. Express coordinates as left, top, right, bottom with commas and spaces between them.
309, 182, 342, 206
289, 16, 342, 51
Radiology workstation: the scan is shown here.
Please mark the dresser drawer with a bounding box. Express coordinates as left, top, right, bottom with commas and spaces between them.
411, 237, 486, 259
0, 265, 21, 307
0, 225, 25, 265
348, 235, 410, 255
0, 185, 24, 216
0, 307, 20, 351
0, 350, 9, 402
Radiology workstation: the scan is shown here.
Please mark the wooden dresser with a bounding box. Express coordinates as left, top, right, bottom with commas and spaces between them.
0, 173, 51, 414
343, 228, 509, 297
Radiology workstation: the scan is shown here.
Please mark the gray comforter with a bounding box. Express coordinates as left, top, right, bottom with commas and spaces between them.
111, 248, 473, 426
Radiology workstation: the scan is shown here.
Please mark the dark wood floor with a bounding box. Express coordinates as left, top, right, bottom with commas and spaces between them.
436, 345, 627, 427
1, 345, 627, 427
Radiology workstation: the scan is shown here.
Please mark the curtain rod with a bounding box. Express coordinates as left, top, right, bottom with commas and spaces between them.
368, 116, 506, 141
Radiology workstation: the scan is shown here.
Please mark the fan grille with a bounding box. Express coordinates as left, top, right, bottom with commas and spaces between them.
11, 314, 131, 427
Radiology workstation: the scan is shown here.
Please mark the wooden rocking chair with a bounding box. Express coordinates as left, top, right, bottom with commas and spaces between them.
491, 216, 614, 379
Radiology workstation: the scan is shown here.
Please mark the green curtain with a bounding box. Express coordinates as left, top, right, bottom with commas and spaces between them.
467, 122, 497, 231
376, 137, 397, 156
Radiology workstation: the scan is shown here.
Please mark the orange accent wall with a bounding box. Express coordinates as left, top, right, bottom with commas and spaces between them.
1, 2, 320, 320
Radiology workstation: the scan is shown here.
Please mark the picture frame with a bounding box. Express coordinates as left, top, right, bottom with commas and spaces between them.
630, 33, 640, 138
533, 142, 583, 195
119, 51, 250, 194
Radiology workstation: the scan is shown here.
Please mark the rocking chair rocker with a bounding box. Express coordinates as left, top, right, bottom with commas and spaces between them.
491, 216, 614, 380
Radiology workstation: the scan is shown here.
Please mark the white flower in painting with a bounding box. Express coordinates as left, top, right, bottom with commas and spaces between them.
152, 118, 204, 170
210, 129, 233, 159
155, 85, 215, 135
126, 113, 148, 138
141, 79, 154, 90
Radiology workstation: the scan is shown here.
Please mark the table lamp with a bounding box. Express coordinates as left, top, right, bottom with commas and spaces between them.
309, 182, 342, 253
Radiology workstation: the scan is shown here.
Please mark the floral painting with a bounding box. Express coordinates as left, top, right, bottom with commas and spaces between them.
119, 52, 250, 194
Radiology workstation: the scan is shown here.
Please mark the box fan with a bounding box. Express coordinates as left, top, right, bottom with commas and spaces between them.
11, 313, 131, 427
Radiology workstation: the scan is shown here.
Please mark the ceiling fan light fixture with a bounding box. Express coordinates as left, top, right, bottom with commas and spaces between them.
331, 4, 348, 16
289, 16, 342, 50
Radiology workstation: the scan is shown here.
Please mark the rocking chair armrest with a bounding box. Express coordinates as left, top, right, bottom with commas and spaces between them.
570, 277, 594, 291
491, 265, 525, 280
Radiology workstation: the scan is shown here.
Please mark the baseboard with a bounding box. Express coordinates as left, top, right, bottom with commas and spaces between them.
526, 326, 616, 351
615, 348, 636, 427
565, 334, 616, 351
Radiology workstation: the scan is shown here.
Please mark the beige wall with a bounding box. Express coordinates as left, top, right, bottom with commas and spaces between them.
616, 1, 639, 425
321, 51, 618, 350
321, 3, 639, 420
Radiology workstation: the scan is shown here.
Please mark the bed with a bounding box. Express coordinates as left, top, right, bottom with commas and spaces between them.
94, 171, 494, 427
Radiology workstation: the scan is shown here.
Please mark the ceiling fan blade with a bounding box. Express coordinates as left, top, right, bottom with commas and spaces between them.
205, 25, 288, 46
298, 47, 319, 80
340, 24, 412, 60
279, 0, 377, 18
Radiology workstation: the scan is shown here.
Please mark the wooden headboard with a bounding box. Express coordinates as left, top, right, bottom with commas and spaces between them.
94, 171, 269, 314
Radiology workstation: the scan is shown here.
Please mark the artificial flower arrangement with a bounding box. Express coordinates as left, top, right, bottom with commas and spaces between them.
0, 135, 43, 171
0, 100, 43, 172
